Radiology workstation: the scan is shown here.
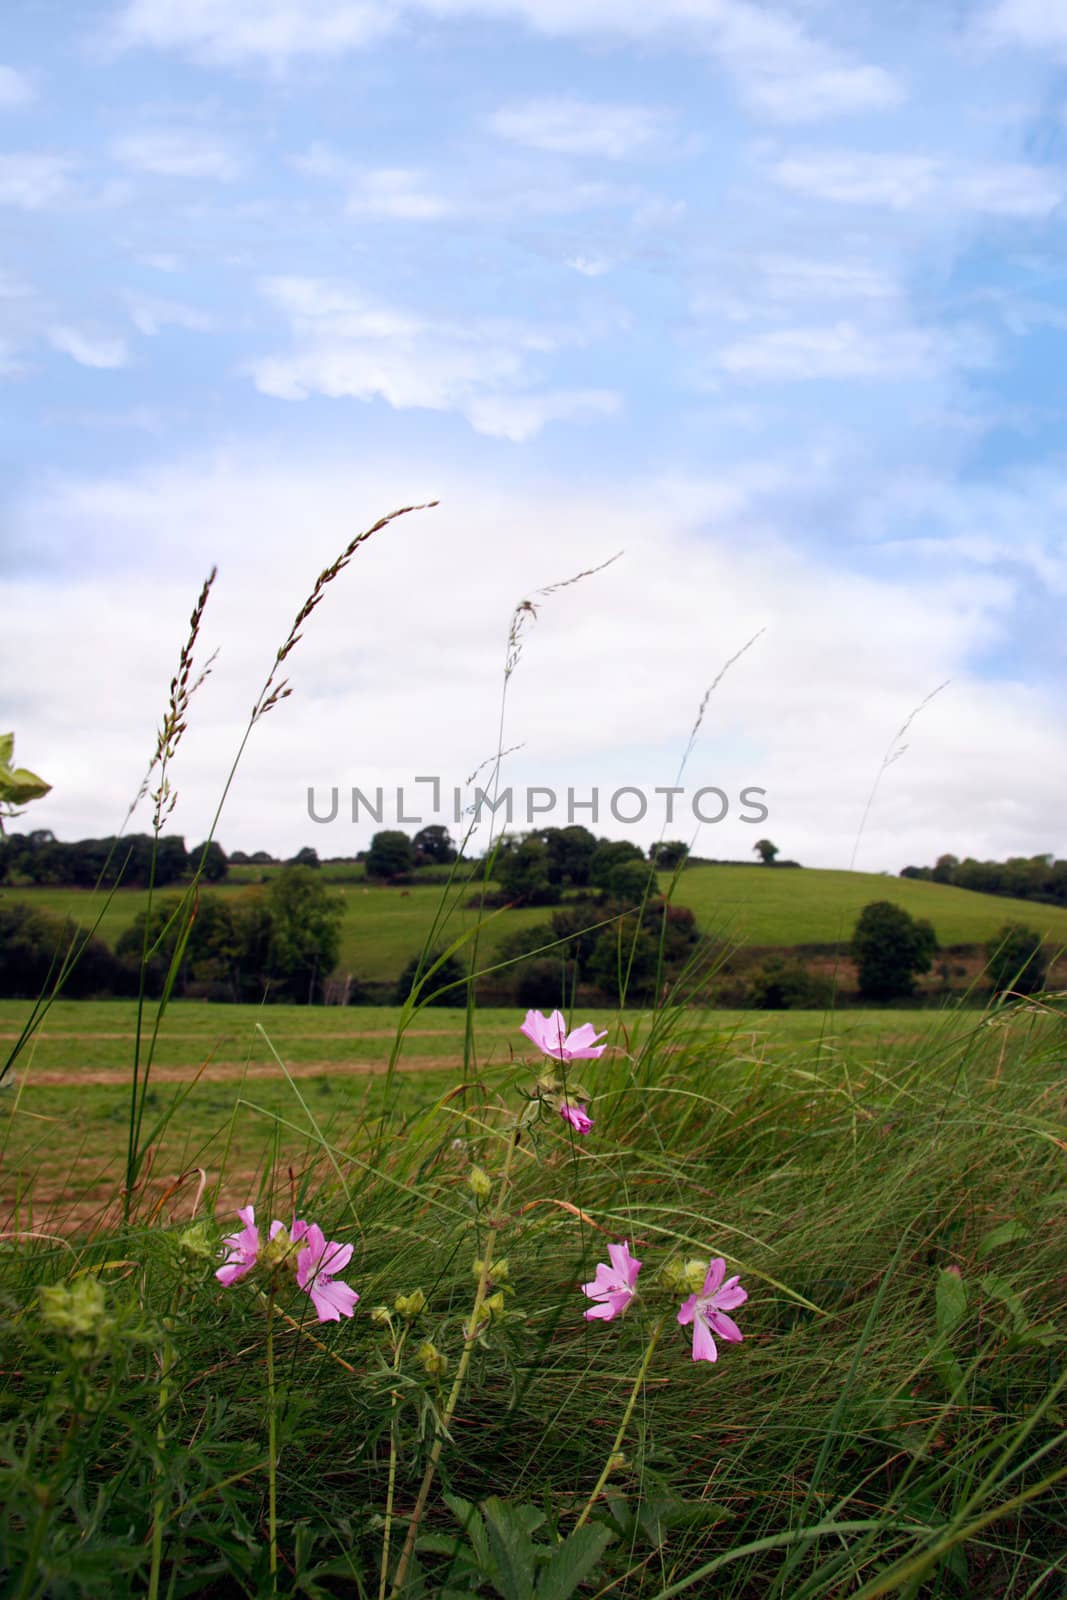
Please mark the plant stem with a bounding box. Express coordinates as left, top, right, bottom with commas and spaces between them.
388, 1126, 521, 1598
379, 1328, 408, 1600
147, 1314, 177, 1600
573, 1315, 666, 1532
266, 1283, 278, 1593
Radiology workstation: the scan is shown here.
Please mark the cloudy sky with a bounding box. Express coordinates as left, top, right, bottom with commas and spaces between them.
2, 0, 1066, 871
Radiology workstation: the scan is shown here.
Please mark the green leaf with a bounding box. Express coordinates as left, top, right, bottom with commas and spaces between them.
444, 1492, 491, 1573
0, 763, 51, 805
535, 1525, 614, 1600
481, 1497, 538, 1600
0, 733, 13, 768
976, 1220, 1029, 1259
934, 1268, 967, 1339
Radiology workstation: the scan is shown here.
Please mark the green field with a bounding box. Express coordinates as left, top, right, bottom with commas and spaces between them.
0, 997, 1014, 1236
8, 864, 1067, 989
3, 991, 1065, 1595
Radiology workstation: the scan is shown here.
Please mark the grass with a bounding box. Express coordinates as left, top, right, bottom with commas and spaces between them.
3, 995, 1066, 1595
9, 864, 1067, 991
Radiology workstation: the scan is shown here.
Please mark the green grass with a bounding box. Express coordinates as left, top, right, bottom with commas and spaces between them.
3, 993, 1066, 1596
669, 864, 1067, 948
9, 864, 1067, 996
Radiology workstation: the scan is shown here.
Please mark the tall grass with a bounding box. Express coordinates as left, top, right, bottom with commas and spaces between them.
2, 516, 1066, 1597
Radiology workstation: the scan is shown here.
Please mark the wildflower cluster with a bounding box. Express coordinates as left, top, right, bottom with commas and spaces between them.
216, 1206, 359, 1323
582, 1240, 749, 1364
518, 1008, 607, 1135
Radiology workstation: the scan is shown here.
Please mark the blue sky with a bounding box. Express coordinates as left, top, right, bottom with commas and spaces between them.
2, 0, 1066, 870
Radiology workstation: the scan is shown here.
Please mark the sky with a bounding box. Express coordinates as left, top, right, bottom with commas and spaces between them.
2, 0, 1066, 872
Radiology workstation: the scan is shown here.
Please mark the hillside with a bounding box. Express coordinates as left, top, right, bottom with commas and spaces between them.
7, 863, 1067, 992
666, 863, 1067, 948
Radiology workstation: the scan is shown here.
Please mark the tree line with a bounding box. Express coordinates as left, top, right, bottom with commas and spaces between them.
900, 852, 1067, 906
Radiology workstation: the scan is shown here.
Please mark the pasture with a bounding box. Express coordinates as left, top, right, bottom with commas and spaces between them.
3, 993, 1066, 1595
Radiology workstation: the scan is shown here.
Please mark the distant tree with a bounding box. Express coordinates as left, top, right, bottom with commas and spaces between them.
495, 834, 560, 906
413, 824, 457, 866
366, 830, 416, 882
649, 840, 689, 872
192, 840, 229, 881
604, 859, 656, 905
289, 845, 320, 869
753, 839, 779, 865
931, 853, 959, 884
264, 865, 344, 1002
116, 892, 241, 997
393, 948, 468, 1006
589, 839, 644, 890
852, 901, 938, 1001
0, 902, 125, 999
543, 825, 598, 887
985, 923, 1047, 998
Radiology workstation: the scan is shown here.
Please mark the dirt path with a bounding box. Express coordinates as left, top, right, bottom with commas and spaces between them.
15, 1055, 480, 1086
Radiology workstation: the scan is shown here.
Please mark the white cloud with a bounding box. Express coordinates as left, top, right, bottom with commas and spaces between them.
465, 388, 622, 441
136, 252, 182, 272
0, 65, 34, 108
490, 98, 668, 159
979, 0, 1067, 53
112, 129, 242, 180
715, 321, 989, 382
565, 255, 612, 277
110, 0, 392, 64
127, 294, 215, 335
0, 152, 74, 208
772, 150, 1065, 217
48, 325, 130, 369
248, 275, 616, 438
346, 167, 451, 220
4, 448, 1063, 873
112, 0, 901, 124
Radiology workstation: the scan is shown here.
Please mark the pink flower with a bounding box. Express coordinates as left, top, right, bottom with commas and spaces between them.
216, 1205, 261, 1286
582, 1241, 641, 1321
520, 1009, 607, 1062
677, 1258, 747, 1363
559, 1102, 594, 1136
296, 1223, 359, 1323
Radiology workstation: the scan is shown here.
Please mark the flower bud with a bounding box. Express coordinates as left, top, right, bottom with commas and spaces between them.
175, 1221, 215, 1262
369, 1305, 393, 1327
394, 1289, 426, 1320
468, 1166, 492, 1202
417, 1340, 449, 1379
39, 1277, 110, 1339
261, 1225, 299, 1274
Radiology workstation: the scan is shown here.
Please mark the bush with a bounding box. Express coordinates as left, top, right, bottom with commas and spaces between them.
366, 830, 416, 882
748, 957, 834, 1010
393, 949, 469, 1006
0, 901, 128, 998
985, 923, 1048, 997
852, 901, 937, 1001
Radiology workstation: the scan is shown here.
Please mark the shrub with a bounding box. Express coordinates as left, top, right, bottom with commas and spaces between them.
748, 957, 834, 1010
985, 923, 1048, 997
852, 900, 938, 1001
393, 948, 469, 1006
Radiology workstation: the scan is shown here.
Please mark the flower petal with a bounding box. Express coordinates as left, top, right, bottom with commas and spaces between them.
714, 1278, 748, 1312
691, 1313, 719, 1363
676, 1293, 697, 1327
706, 1309, 744, 1345
702, 1258, 726, 1298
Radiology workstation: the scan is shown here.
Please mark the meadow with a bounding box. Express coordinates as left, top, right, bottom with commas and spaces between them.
3, 991, 1066, 1597
11, 862, 1067, 989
